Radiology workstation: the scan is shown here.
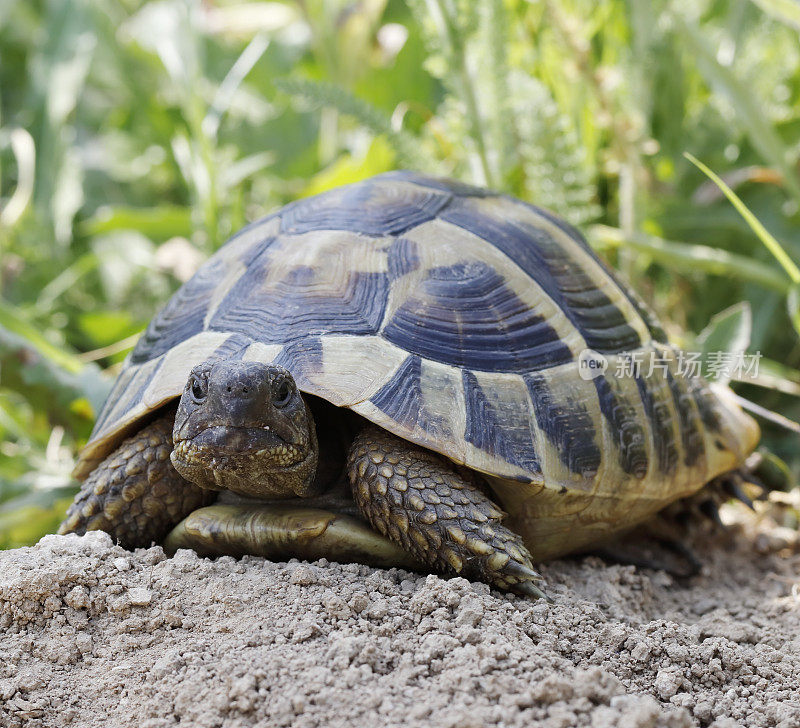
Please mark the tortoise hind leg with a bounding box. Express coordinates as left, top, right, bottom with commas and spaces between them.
346, 425, 550, 599
59, 415, 213, 548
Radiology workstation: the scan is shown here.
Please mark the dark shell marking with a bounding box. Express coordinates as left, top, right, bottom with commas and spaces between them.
209, 251, 390, 342
666, 367, 706, 469
462, 371, 542, 475
635, 374, 679, 476
524, 374, 602, 480
440, 199, 644, 354
131, 258, 227, 364
280, 181, 452, 236
370, 355, 423, 431
84, 172, 753, 495
593, 375, 649, 479
381, 261, 572, 372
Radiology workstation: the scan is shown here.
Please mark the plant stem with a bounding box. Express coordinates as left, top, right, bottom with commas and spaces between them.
430, 0, 495, 187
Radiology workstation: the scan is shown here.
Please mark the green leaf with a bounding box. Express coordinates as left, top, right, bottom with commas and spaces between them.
78, 311, 136, 347
36, 252, 98, 310
732, 355, 800, 396
219, 152, 276, 192
43, 4, 96, 127
0, 128, 35, 227
204, 33, 272, 140
695, 302, 752, 384
80, 205, 193, 240
788, 284, 800, 338
302, 138, 395, 197
0, 488, 77, 549
758, 356, 800, 387
91, 232, 158, 305
122, 0, 201, 88
697, 302, 752, 355
0, 302, 111, 419
0, 300, 85, 374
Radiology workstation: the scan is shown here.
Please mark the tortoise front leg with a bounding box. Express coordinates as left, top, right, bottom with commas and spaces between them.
59, 415, 213, 548
347, 426, 549, 599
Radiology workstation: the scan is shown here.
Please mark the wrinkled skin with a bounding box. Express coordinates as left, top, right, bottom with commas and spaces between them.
171, 361, 319, 499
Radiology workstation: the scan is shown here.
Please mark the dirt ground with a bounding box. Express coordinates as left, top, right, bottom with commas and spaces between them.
1, 506, 799, 728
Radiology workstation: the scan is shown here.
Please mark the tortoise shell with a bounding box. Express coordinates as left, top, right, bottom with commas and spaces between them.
75, 172, 758, 556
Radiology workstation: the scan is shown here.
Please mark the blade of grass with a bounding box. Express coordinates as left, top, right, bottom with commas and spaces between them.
590, 224, 790, 293
0, 301, 85, 374
733, 370, 800, 396
203, 32, 270, 140
0, 311, 110, 419
427, 0, 494, 186
36, 252, 98, 311
684, 152, 800, 285
787, 284, 800, 337
729, 393, 800, 435
758, 356, 800, 385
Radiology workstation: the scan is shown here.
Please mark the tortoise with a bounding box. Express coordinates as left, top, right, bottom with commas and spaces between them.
59, 171, 760, 598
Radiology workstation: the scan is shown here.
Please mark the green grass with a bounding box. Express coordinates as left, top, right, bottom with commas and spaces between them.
1, 0, 800, 546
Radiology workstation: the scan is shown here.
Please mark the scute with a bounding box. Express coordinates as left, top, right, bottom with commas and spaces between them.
77, 171, 756, 505
370, 355, 423, 431
462, 370, 542, 475
207, 238, 390, 342
381, 260, 573, 372
524, 373, 602, 480
279, 179, 451, 236
440, 197, 645, 354
635, 373, 678, 476
130, 257, 226, 364
666, 367, 706, 468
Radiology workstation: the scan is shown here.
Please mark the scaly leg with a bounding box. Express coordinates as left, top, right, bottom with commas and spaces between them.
59, 415, 212, 548
347, 426, 549, 599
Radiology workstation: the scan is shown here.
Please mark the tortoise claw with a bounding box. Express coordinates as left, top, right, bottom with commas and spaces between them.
500, 561, 552, 601
699, 498, 726, 529
503, 560, 543, 581
513, 578, 554, 603
721, 473, 755, 511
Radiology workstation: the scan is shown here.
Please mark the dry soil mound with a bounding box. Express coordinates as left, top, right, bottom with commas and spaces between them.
0, 516, 798, 728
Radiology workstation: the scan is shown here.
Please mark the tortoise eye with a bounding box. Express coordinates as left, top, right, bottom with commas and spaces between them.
189, 375, 207, 402
272, 379, 293, 408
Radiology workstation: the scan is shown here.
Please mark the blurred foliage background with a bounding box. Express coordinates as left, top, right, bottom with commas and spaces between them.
1, 0, 800, 548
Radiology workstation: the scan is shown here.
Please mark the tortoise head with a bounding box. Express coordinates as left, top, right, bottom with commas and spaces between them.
170, 359, 319, 498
